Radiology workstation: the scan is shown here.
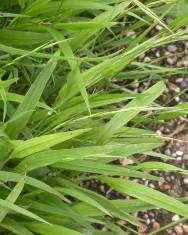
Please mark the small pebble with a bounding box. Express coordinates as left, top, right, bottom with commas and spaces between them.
133, 212, 138, 218
138, 224, 147, 233
184, 154, 188, 160
166, 176, 171, 181
100, 185, 105, 193
156, 130, 162, 135
177, 61, 183, 67
144, 56, 151, 62
162, 183, 172, 191
149, 212, 155, 217
176, 78, 184, 83
182, 225, 188, 233
116, 220, 127, 226
156, 25, 162, 30
165, 51, 170, 56
132, 179, 139, 183
167, 45, 178, 53
165, 149, 171, 155
180, 80, 188, 89
167, 57, 177, 65
146, 218, 151, 224
155, 51, 160, 57
175, 96, 180, 102
152, 222, 161, 230
175, 225, 183, 234
182, 56, 188, 67
183, 178, 188, 184
172, 215, 180, 221
165, 18, 172, 24
120, 157, 134, 166
149, 183, 155, 189
184, 41, 188, 48
172, 152, 177, 157
167, 229, 173, 234
176, 150, 183, 156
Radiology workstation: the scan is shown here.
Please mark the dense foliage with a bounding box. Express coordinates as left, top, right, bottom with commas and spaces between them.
0, 0, 188, 234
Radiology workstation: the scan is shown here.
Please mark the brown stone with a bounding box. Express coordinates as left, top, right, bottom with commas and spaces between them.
116, 220, 127, 226
175, 225, 183, 234
152, 222, 161, 230
162, 183, 172, 191
183, 225, 188, 233
138, 224, 147, 233
120, 157, 134, 166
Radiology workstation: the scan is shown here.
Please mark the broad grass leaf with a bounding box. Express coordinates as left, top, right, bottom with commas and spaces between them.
0, 218, 34, 235
25, 0, 111, 17
170, 13, 188, 30
0, 44, 58, 60
66, 63, 91, 114
14, 143, 161, 173
175, 0, 188, 17
100, 177, 188, 217
0, 138, 13, 167
46, 93, 138, 131
48, 28, 90, 113
24, 222, 83, 235
0, 13, 28, 18
0, 78, 18, 89
57, 187, 110, 215
54, 178, 140, 226
1, 92, 52, 110
0, 171, 66, 201
53, 22, 116, 30
0, 199, 48, 224
0, 177, 25, 222
18, 0, 26, 9
73, 199, 155, 217
54, 160, 160, 181
5, 50, 59, 139
133, 0, 172, 33
97, 81, 166, 144
11, 129, 89, 159
0, 30, 51, 46
70, 1, 131, 50
144, 151, 174, 160
157, 102, 188, 121
131, 162, 188, 175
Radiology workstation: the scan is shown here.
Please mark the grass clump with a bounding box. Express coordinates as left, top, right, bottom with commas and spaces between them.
0, 0, 188, 234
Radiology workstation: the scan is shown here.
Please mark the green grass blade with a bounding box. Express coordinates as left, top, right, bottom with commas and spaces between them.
24, 222, 83, 235
0, 176, 25, 222
97, 81, 166, 144
5, 50, 59, 139
48, 28, 91, 113
0, 199, 48, 224
11, 129, 89, 159
0, 78, 18, 89
131, 162, 188, 175
0, 171, 66, 201
0, 218, 34, 235
100, 177, 188, 218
